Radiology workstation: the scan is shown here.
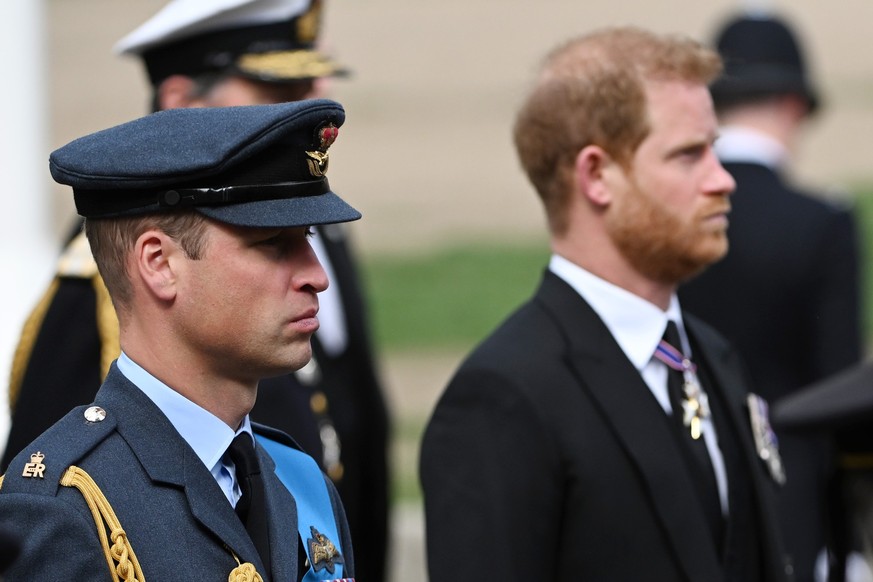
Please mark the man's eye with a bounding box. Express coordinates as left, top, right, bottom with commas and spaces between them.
671, 147, 707, 165
258, 235, 283, 246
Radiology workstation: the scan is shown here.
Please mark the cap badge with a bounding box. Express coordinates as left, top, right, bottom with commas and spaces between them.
306, 124, 339, 178
22, 451, 46, 479
307, 525, 344, 573
297, 0, 322, 44
747, 394, 787, 485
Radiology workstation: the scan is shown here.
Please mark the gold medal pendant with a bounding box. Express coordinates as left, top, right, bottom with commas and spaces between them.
682, 379, 710, 440
690, 415, 702, 440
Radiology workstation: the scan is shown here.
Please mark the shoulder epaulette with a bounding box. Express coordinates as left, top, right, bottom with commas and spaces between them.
56, 231, 99, 278
0, 403, 117, 497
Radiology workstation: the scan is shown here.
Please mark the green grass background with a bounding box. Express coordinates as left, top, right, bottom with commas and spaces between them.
853, 187, 873, 338
364, 188, 873, 353
362, 243, 552, 352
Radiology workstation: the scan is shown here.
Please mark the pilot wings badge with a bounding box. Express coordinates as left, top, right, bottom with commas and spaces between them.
306, 124, 339, 177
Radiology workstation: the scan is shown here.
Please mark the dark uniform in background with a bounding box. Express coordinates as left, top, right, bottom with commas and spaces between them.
3, 2, 391, 580
679, 13, 863, 581
774, 362, 873, 582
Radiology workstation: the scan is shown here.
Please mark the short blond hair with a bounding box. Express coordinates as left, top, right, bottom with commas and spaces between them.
85, 211, 210, 310
513, 27, 722, 235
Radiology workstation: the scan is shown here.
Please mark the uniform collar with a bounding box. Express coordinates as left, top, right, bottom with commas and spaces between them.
117, 352, 252, 473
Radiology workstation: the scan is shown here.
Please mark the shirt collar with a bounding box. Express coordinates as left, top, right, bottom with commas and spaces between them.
117, 352, 252, 472
715, 125, 789, 169
549, 254, 684, 370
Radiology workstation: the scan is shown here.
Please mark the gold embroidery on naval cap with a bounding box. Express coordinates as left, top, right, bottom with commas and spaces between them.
84, 406, 107, 423
22, 451, 46, 479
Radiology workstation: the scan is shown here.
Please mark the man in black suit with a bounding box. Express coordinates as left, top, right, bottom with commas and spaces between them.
420, 27, 792, 581
679, 13, 864, 581
3, 1, 390, 580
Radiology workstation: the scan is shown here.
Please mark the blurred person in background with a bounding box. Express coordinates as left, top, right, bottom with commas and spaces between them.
421, 26, 792, 582
774, 361, 873, 582
2, 1, 391, 580
679, 12, 864, 581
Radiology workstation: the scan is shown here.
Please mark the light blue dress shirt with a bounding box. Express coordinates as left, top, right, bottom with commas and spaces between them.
117, 351, 252, 507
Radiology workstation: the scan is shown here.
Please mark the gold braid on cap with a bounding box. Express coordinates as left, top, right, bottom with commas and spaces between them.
59, 466, 146, 582
297, 0, 321, 42
237, 50, 338, 80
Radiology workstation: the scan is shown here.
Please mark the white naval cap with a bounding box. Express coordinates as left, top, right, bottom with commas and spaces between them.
114, 0, 309, 56
114, 0, 347, 86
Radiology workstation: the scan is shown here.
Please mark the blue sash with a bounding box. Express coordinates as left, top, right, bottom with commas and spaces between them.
255, 435, 348, 582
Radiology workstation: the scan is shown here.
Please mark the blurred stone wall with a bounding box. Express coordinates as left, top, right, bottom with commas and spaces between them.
43, 0, 873, 255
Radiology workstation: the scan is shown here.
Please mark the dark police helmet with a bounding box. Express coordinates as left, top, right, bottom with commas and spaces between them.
709, 12, 820, 114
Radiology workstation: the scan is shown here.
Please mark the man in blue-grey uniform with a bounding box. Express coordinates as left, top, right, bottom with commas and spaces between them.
0, 100, 357, 581
4, 2, 390, 579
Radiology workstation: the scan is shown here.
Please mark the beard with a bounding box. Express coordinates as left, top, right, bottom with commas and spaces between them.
605, 181, 730, 285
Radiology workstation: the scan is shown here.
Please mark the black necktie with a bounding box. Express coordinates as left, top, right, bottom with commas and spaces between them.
228, 433, 272, 579
661, 321, 724, 550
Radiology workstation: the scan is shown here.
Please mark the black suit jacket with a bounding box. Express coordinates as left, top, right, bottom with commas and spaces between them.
3, 222, 389, 581
680, 162, 862, 397
421, 271, 791, 581
679, 162, 863, 581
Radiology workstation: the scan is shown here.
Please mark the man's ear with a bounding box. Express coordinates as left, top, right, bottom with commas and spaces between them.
574, 144, 618, 207
157, 75, 202, 110
132, 230, 179, 303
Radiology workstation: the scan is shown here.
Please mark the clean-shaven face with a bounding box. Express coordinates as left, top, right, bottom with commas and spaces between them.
172, 220, 328, 384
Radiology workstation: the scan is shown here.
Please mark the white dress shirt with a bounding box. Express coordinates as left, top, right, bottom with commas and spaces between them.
715, 125, 789, 169
309, 228, 347, 357
549, 254, 729, 511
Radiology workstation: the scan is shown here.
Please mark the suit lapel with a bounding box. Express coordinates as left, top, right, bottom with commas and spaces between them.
96, 369, 264, 570
536, 273, 723, 580
685, 315, 789, 580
